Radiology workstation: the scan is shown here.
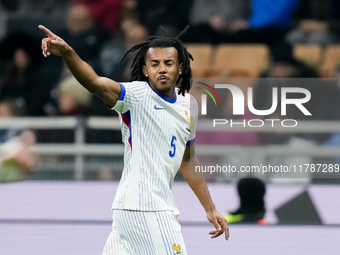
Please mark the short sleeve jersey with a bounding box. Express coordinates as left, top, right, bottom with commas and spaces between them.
111, 81, 198, 215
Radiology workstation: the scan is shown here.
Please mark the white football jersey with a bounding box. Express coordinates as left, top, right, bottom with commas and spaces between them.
111, 81, 198, 215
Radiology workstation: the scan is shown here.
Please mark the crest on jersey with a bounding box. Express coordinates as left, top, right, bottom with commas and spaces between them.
173, 243, 182, 254
185, 111, 194, 133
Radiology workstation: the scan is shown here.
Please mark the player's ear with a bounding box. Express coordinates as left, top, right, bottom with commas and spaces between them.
142, 65, 148, 77
179, 63, 183, 75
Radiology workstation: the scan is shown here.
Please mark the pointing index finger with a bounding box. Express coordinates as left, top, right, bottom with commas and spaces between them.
38, 25, 56, 39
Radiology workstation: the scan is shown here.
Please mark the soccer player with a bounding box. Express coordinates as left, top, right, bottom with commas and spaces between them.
39, 24, 229, 255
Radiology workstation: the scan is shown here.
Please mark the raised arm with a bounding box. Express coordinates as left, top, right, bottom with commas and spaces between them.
39, 25, 120, 108
180, 144, 229, 240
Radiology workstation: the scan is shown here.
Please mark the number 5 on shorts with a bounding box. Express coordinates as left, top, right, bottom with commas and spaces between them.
169, 135, 177, 158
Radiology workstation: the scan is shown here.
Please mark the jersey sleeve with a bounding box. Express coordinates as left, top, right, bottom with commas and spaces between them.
187, 94, 198, 146
112, 81, 148, 113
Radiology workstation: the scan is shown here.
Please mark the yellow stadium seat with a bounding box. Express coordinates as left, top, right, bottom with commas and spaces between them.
293, 44, 323, 67
211, 44, 269, 78
185, 44, 214, 78
320, 45, 340, 77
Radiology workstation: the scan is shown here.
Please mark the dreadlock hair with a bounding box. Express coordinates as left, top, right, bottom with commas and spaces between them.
120, 26, 193, 96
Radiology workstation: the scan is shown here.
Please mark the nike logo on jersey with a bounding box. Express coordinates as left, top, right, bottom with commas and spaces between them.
154, 105, 165, 110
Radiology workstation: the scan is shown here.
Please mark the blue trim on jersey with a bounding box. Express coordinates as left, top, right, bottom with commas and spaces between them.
154, 90, 177, 103
186, 138, 195, 146
118, 83, 126, 101
147, 82, 177, 104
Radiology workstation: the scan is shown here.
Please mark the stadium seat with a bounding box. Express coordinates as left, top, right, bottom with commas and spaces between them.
293, 44, 323, 68
210, 44, 269, 78
320, 45, 340, 77
185, 44, 214, 78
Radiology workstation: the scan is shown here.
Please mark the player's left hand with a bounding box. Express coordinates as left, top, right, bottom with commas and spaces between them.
207, 209, 229, 240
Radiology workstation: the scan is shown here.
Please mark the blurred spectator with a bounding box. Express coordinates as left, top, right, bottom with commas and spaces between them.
44, 75, 92, 118
189, 0, 249, 29
75, 0, 122, 34
260, 42, 318, 79
184, 0, 300, 45
120, 0, 139, 24
0, 32, 61, 115
225, 178, 266, 223
54, 75, 92, 116
136, 0, 193, 37
286, 0, 340, 45
182, 0, 249, 44
100, 23, 149, 80
39, 76, 92, 143
58, 3, 110, 76
0, 99, 37, 182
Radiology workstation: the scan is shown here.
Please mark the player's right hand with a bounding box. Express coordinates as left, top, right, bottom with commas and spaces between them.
38, 25, 70, 57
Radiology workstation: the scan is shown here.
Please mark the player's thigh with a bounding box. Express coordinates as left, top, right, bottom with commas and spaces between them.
113, 210, 187, 255
102, 220, 130, 255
